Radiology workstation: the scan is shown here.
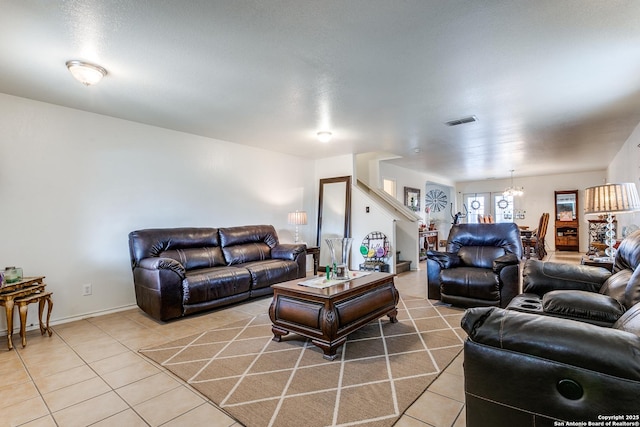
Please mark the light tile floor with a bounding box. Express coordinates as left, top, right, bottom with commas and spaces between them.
1, 251, 582, 427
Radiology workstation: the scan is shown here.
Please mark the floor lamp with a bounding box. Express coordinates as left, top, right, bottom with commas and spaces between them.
288, 210, 307, 243
584, 183, 640, 260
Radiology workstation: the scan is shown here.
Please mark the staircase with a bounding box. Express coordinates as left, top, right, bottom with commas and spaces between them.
396, 251, 412, 274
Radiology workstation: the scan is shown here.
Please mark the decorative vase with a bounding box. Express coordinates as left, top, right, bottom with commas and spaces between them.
325, 237, 353, 280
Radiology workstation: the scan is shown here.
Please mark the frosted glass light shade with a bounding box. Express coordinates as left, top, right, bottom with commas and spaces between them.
317, 131, 332, 143
66, 60, 107, 86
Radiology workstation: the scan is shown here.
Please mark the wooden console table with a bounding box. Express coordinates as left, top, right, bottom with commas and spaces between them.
0, 276, 53, 349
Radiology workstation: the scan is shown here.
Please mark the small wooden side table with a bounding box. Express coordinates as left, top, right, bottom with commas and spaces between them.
306, 246, 320, 275
581, 257, 614, 272
0, 276, 53, 349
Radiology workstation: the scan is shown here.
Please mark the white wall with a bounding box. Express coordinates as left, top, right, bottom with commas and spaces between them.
608, 122, 640, 234
351, 186, 397, 273
0, 94, 315, 327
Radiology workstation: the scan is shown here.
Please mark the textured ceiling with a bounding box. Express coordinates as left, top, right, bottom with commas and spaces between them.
2, 0, 640, 182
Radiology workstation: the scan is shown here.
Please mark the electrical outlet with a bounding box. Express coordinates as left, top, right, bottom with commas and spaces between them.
82, 283, 92, 296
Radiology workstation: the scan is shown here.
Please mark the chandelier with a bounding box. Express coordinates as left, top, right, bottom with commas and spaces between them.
503, 170, 524, 197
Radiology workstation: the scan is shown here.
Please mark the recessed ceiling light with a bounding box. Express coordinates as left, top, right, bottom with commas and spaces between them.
66, 60, 107, 86
414, 148, 421, 153
317, 131, 332, 143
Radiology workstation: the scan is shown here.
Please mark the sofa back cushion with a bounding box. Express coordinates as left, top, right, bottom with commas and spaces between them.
447, 223, 523, 259
613, 302, 640, 337
600, 269, 633, 300
458, 246, 506, 269
128, 228, 221, 268
219, 225, 279, 265
624, 267, 640, 309
160, 247, 226, 270
614, 229, 640, 273
603, 267, 640, 309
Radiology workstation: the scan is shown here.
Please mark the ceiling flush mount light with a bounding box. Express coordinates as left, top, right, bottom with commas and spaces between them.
503, 170, 524, 197
317, 131, 332, 143
66, 60, 107, 86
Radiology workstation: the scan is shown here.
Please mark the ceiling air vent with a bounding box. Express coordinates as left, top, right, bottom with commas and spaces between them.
445, 115, 478, 126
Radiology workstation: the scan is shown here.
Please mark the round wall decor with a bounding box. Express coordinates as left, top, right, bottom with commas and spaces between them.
425, 189, 447, 212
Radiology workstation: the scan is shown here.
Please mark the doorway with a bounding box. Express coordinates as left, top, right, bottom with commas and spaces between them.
464, 192, 516, 223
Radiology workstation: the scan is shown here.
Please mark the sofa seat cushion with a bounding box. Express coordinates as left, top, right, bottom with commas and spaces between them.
242, 259, 300, 290
441, 267, 499, 301
183, 267, 251, 305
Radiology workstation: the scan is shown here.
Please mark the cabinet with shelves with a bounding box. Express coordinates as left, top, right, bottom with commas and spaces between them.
554, 190, 579, 251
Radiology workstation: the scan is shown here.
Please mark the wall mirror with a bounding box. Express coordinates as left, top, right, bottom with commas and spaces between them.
404, 186, 421, 211
555, 190, 578, 221
317, 176, 352, 269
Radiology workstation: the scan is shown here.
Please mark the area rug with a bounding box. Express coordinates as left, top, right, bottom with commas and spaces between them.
140, 296, 464, 427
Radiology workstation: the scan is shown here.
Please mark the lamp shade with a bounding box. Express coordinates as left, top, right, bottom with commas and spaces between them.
584, 183, 640, 214
287, 211, 308, 225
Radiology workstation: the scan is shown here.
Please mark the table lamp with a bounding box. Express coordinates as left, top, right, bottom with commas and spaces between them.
584, 183, 640, 260
287, 210, 307, 243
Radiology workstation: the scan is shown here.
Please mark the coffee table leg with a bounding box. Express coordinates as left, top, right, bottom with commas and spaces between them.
271, 325, 289, 342
387, 308, 398, 323
313, 337, 347, 361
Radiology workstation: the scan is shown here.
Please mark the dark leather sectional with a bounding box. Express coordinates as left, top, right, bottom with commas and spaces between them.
461, 229, 640, 426
128, 225, 306, 321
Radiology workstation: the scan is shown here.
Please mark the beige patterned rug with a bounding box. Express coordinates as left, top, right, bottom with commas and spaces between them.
140, 295, 463, 427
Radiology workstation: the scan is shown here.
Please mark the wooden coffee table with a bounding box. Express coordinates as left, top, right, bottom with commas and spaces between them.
268, 272, 399, 360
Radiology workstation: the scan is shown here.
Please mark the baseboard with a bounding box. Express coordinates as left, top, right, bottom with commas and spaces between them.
0, 304, 139, 335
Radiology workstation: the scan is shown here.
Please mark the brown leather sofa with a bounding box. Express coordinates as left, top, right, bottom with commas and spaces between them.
461, 229, 640, 426
128, 225, 306, 321
426, 223, 523, 308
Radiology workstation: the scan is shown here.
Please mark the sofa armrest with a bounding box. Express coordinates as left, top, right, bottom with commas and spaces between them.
542, 290, 625, 326
522, 259, 611, 296
462, 306, 640, 380
137, 257, 186, 278
271, 243, 306, 260
271, 243, 306, 278
462, 307, 640, 424
133, 257, 186, 321
492, 253, 519, 274
426, 250, 461, 269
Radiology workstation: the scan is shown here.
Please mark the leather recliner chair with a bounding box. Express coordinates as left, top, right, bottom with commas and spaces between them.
426, 223, 523, 308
